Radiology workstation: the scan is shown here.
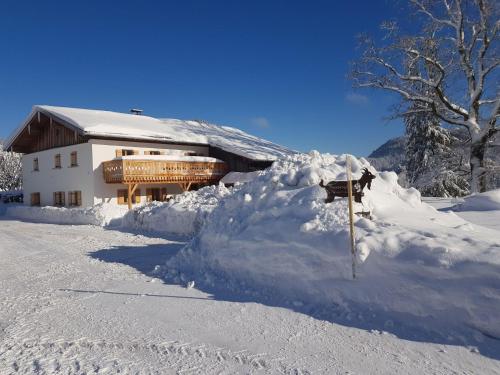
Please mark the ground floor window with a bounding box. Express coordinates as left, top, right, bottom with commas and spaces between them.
146, 187, 169, 202
53, 191, 65, 206
31, 192, 40, 206
68, 191, 82, 207
117, 188, 141, 205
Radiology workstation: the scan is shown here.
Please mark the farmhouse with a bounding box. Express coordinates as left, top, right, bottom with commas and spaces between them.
5, 106, 293, 208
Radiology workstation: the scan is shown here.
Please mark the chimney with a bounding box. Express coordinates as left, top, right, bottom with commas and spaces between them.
130, 108, 143, 115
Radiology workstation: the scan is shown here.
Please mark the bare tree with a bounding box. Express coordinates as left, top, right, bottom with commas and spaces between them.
351, 0, 499, 192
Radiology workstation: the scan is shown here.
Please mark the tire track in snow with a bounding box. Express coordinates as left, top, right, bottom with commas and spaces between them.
0, 338, 306, 374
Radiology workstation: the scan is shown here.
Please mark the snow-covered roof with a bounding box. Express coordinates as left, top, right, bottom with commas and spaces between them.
118, 155, 224, 163
7, 105, 295, 161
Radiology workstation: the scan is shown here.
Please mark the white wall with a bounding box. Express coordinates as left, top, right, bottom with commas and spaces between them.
90, 139, 208, 206
22, 139, 209, 208
22, 143, 95, 207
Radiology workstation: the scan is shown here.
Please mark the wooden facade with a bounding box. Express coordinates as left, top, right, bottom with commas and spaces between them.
208, 146, 273, 172
9, 111, 85, 154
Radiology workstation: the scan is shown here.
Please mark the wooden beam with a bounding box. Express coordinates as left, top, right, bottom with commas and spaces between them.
178, 182, 191, 192
130, 183, 139, 196
127, 183, 139, 210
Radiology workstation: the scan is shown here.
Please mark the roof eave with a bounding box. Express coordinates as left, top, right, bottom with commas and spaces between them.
4, 106, 85, 152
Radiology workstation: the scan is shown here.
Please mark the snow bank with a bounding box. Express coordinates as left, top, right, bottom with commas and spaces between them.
4, 184, 231, 235
121, 184, 231, 236
165, 151, 500, 338
6, 203, 127, 226
456, 189, 500, 211
220, 171, 262, 185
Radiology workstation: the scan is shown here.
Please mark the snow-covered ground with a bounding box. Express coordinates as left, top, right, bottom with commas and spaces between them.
1, 219, 500, 374
2, 152, 500, 373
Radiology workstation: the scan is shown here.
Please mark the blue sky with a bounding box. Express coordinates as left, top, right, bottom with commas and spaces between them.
0, 0, 404, 156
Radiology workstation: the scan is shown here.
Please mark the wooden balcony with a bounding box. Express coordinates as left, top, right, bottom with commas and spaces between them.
102, 159, 229, 185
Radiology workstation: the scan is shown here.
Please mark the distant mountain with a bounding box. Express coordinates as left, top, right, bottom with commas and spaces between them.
367, 136, 406, 174
368, 131, 499, 190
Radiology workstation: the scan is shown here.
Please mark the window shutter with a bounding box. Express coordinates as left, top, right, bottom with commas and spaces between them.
71, 152, 78, 166
54, 154, 61, 168
31, 193, 40, 206
160, 151, 166, 155
115, 149, 123, 157
144, 151, 150, 155
76, 191, 82, 206
134, 189, 141, 204
133, 150, 139, 155
117, 190, 126, 205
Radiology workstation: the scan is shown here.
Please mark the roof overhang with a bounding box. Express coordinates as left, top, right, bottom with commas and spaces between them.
5, 106, 85, 152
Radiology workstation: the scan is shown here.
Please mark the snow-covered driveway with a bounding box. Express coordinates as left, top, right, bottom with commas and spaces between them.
0, 219, 499, 374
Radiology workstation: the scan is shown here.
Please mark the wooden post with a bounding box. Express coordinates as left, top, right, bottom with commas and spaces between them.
127, 183, 139, 210
127, 184, 133, 210
346, 156, 356, 280
178, 182, 192, 192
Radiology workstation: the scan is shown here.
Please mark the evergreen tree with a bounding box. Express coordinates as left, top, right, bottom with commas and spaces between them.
405, 112, 469, 197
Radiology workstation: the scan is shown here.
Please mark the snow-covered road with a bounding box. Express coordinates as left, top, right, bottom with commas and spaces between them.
0, 219, 499, 374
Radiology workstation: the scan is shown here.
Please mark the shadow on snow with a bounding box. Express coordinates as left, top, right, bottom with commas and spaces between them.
87, 232, 500, 362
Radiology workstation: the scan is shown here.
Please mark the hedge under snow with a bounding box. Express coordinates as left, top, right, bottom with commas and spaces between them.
6, 203, 127, 226
121, 184, 231, 236
163, 151, 500, 338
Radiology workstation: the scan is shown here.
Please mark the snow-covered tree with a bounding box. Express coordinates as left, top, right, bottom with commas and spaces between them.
404, 104, 469, 196
351, 0, 499, 193
0, 141, 23, 191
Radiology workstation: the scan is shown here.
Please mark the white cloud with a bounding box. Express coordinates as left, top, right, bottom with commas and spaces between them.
251, 117, 270, 129
345, 92, 369, 105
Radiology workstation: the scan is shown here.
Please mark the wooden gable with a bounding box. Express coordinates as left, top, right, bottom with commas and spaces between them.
8, 111, 86, 154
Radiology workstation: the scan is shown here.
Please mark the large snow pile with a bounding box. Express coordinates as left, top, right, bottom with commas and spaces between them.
456, 189, 500, 211
122, 184, 232, 236
165, 151, 500, 338
6, 203, 127, 226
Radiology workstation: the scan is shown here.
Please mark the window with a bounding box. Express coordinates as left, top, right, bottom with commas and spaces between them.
144, 150, 161, 155
30, 192, 40, 206
68, 191, 82, 207
33, 158, 39, 171
147, 187, 169, 202
54, 154, 61, 168
185, 151, 201, 156
117, 189, 141, 205
115, 149, 137, 157
53, 191, 65, 206
70, 151, 78, 167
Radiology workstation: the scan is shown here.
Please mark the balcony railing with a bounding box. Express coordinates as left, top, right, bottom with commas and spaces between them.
102, 159, 229, 184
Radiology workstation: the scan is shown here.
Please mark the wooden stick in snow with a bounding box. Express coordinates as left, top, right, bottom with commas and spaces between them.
346, 156, 356, 280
